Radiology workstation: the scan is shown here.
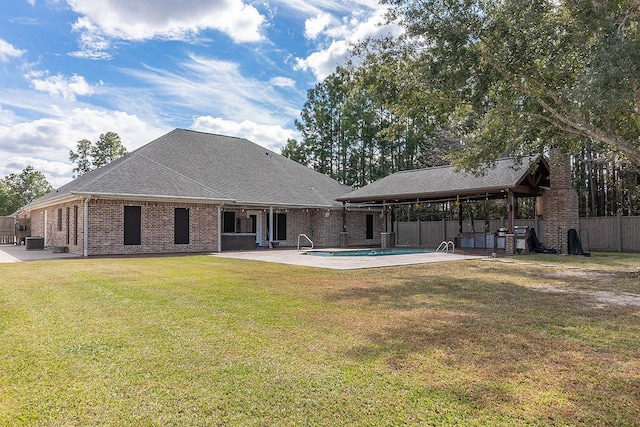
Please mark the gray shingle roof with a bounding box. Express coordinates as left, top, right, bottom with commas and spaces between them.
338, 156, 545, 203
33, 129, 351, 208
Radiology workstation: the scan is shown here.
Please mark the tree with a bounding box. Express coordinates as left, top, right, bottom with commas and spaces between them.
571, 141, 640, 216
281, 139, 310, 166
383, 0, 640, 169
69, 138, 93, 176
0, 166, 53, 215
0, 180, 9, 215
349, 38, 460, 174
295, 68, 352, 182
69, 132, 127, 176
92, 132, 127, 168
292, 44, 460, 187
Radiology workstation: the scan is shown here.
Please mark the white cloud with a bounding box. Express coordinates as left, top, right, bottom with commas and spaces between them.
0, 108, 168, 187
274, 0, 379, 16
4, 156, 73, 184
0, 105, 18, 126
305, 13, 332, 40
294, 7, 402, 80
28, 73, 95, 100
66, 0, 265, 58
123, 54, 302, 125
269, 76, 297, 88
295, 39, 351, 80
0, 39, 26, 62
70, 17, 113, 60
192, 116, 296, 152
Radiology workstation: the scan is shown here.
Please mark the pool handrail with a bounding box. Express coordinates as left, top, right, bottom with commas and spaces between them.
436, 240, 455, 253
297, 234, 314, 251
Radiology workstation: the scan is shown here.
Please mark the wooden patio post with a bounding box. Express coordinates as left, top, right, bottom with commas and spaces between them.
340, 202, 348, 247
341, 202, 347, 233
390, 205, 395, 233
382, 201, 388, 233
507, 190, 515, 233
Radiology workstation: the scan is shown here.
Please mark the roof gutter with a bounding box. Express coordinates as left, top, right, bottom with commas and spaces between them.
232, 200, 341, 209
71, 191, 234, 204
20, 194, 83, 212
337, 186, 521, 204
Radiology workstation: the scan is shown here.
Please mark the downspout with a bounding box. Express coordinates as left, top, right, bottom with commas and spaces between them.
83, 196, 91, 257
269, 206, 273, 248
44, 209, 48, 247
217, 203, 225, 252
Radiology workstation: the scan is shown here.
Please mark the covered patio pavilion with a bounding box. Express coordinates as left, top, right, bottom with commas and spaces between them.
337, 156, 551, 252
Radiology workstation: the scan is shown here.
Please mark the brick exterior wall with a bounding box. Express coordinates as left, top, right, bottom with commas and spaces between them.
542, 148, 579, 254
26, 209, 44, 239
381, 232, 395, 248
346, 209, 384, 247
23, 201, 85, 255
310, 209, 341, 246
22, 200, 385, 256
88, 200, 219, 255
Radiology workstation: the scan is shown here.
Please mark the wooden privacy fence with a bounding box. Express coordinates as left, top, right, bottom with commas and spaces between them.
396, 216, 639, 252
579, 215, 640, 252
0, 216, 16, 244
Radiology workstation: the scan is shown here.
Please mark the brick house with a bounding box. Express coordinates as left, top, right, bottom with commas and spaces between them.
19, 129, 382, 256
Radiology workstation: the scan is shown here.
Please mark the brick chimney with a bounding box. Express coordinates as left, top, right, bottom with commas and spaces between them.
542, 147, 579, 254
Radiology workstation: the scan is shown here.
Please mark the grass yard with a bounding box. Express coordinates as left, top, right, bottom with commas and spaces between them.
1, 253, 639, 426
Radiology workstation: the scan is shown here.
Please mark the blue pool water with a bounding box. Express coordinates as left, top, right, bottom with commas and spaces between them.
305, 248, 435, 257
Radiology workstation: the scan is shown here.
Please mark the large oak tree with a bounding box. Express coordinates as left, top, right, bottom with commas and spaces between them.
384, 0, 640, 168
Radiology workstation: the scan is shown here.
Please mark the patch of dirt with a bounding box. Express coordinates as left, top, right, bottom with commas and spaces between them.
545, 269, 640, 281
540, 286, 640, 308
591, 291, 640, 307
485, 259, 640, 307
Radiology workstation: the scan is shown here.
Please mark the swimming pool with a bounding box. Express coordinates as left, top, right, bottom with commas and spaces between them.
305, 248, 435, 257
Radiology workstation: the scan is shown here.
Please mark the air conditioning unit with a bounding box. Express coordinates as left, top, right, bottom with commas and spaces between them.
25, 237, 45, 250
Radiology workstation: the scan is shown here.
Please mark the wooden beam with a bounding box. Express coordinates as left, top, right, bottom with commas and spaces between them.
507, 190, 515, 232
341, 202, 347, 233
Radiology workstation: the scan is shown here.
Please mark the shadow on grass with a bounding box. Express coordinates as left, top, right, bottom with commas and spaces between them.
526, 251, 640, 270
323, 269, 640, 423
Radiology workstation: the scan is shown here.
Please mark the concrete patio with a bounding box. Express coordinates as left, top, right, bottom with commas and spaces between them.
212, 248, 485, 270
0, 243, 486, 270
0, 244, 80, 263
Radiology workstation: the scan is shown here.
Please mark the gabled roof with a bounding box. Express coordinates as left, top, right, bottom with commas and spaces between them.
337, 156, 549, 203
30, 129, 351, 209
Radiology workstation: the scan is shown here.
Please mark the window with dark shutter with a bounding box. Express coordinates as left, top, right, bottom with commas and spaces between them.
276, 213, 287, 241
73, 205, 78, 246
174, 208, 189, 244
223, 211, 236, 233
66, 207, 70, 244
124, 206, 142, 245
366, 214, 374, 239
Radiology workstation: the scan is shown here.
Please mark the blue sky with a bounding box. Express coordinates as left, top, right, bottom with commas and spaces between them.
0, 0, 399, 187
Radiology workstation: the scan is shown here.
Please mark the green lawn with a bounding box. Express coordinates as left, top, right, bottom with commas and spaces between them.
1, 253, 639, 426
